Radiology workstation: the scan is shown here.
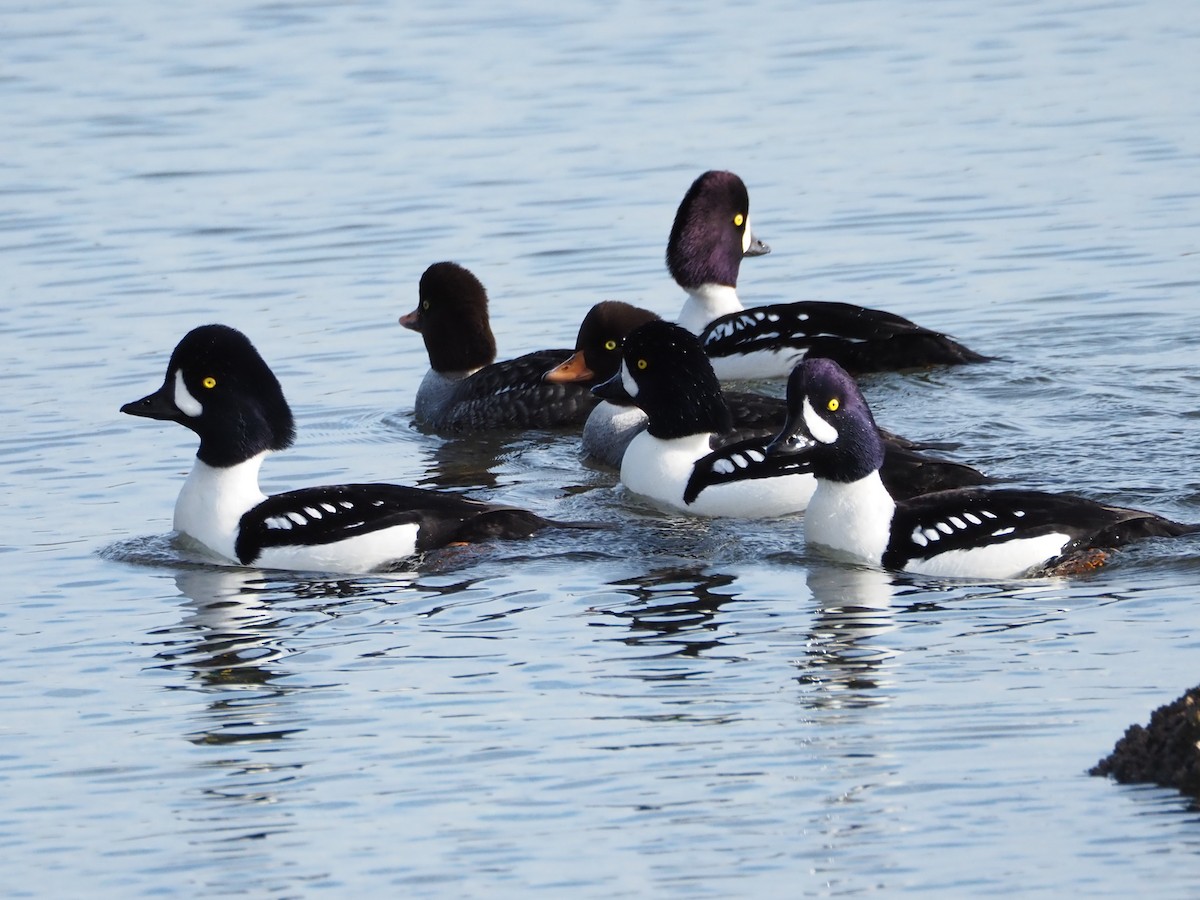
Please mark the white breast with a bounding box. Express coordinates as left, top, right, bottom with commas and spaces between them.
173, 455, 269, 563
805, 472, 896, 565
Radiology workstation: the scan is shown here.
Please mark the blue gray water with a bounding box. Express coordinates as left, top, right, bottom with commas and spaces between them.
3, 0, 1200, 895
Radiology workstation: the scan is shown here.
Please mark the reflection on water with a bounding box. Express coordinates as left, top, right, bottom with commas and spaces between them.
593, 566, 742, 664
137, 567, 423, 858
795, 563, 898, 710
142, 569, 315, 849
154, 569, 293, 694
413, 430, 519, 491
149, 569, 392, 749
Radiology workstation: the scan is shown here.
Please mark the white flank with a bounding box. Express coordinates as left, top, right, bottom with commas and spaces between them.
173, 454, 269, 563
173, 369, 203, 418
903, 532, 1073, 580
805, 471, 896, 565
802, 398, 839, 445
256, 523, 421, 575
620, 432, 814, 518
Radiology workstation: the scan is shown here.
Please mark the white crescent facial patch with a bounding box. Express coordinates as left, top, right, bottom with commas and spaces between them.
620, 360, 639, 399
741, 215, 753, 254
802, 397, 839, 444
173, 369, 204, 418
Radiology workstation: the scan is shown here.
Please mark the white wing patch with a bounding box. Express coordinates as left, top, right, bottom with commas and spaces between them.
705, 308, 803, 346
911, 512, 1000, 550
711, 447, 767, 476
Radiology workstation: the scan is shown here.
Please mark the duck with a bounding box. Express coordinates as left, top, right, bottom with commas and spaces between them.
551, 301, 983, 478
667, 170, 991, 380
399, 261, 597, 433
764, 356, 1199, 578
121, 324, 568, 574
544, 301, 787, 468
591, 321, 989, 518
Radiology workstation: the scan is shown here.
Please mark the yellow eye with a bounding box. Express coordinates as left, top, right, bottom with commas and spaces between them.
604, 339, 617, 351
827, 398, 839, 412
636, 359, 648, 370
202, 376, 217, 389
422, 300, 430, 310
733, 213, 744, 227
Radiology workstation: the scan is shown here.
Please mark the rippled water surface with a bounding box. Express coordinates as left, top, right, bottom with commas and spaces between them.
4, 0, 1200, 895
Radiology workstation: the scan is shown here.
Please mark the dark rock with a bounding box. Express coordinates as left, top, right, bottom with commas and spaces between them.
1090, 686, 1200, 800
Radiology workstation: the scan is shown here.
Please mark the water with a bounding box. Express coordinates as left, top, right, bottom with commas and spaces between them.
3, 0, 1200, 894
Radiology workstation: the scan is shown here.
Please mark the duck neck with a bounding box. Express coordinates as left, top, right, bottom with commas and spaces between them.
677, 283, 745, 334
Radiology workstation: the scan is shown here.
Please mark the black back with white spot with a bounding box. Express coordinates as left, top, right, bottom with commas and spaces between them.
700, 301, 990, 375
884, 488, 1199, 572
236, 483, 553, 565
685, 435, 988, 506
684, 437, 813, 505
